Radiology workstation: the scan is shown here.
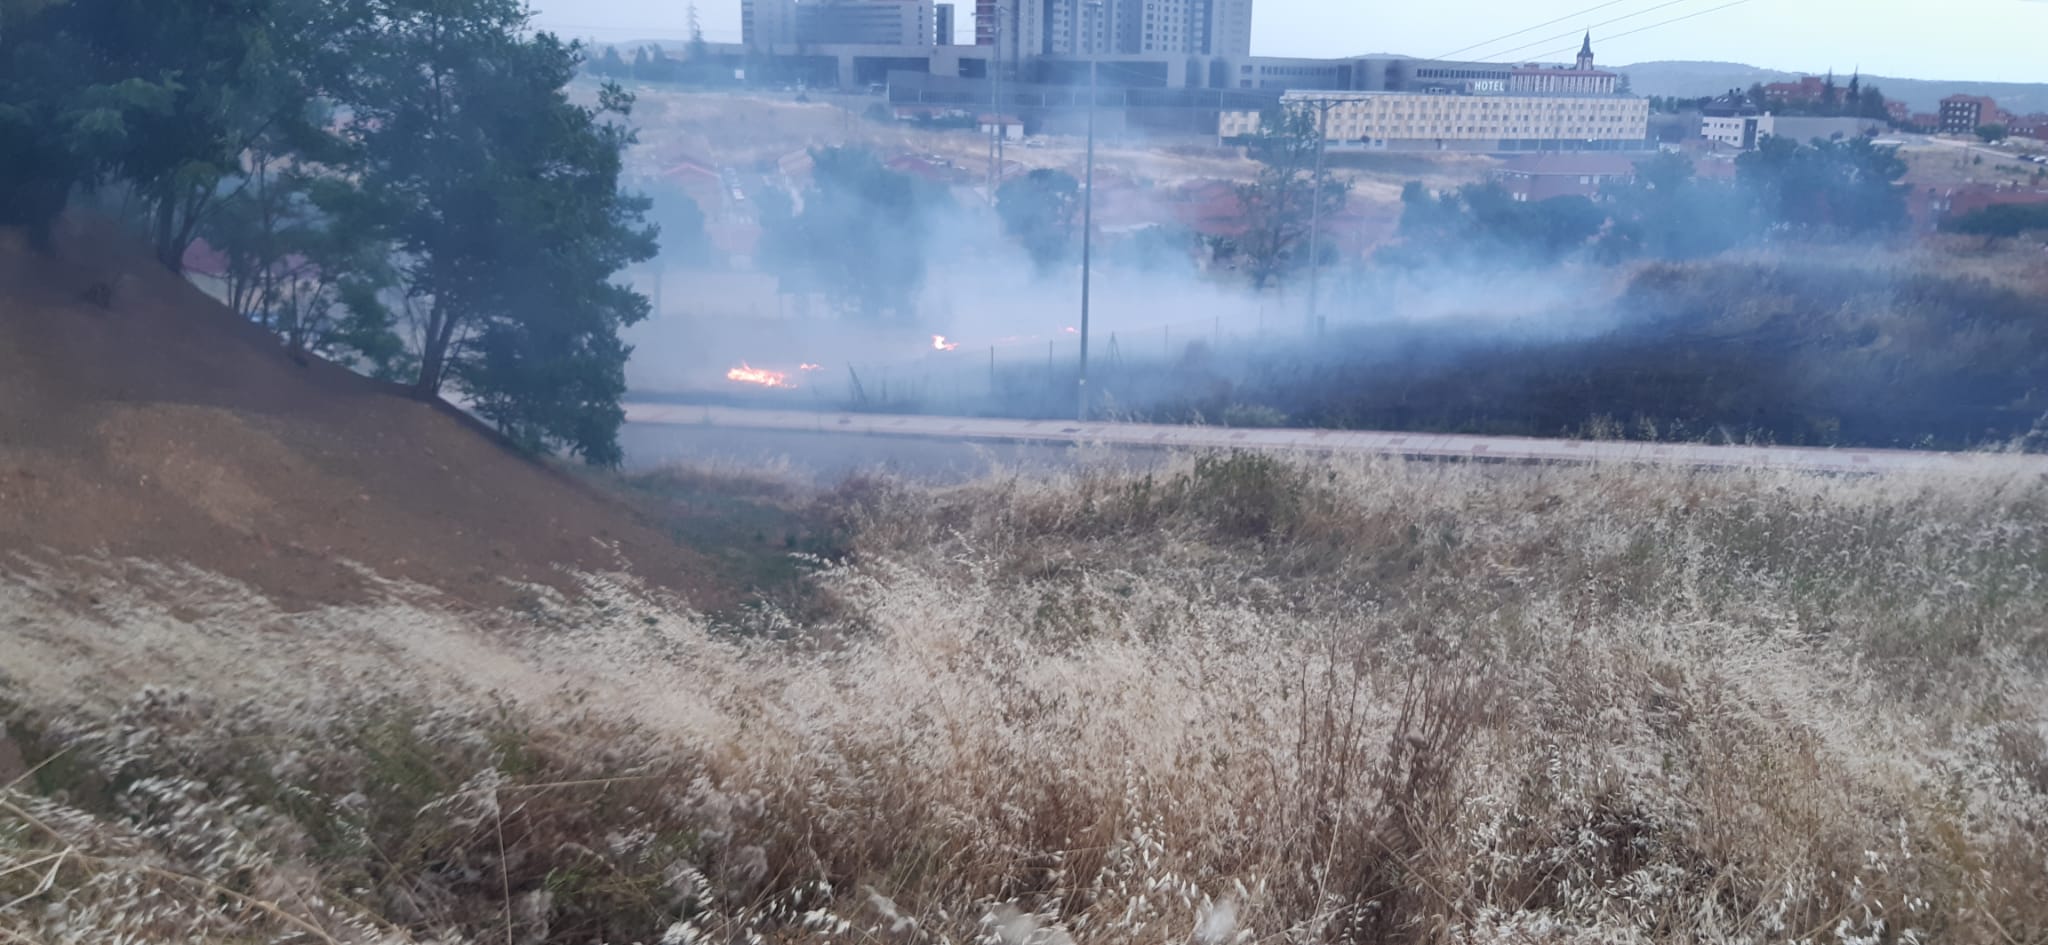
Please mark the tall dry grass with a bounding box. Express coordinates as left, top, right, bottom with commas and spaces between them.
6, 453, 2048, 944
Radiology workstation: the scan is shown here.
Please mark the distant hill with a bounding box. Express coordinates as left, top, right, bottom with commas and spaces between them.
1616, 60, 2048, 115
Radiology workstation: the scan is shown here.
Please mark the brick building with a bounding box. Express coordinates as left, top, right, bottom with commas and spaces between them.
1940, 95, 2004, 135
1492, 153, 1641, 202
1762, 76, 1828, 106
1909, 182, 2048, 232
2009, 114, 2048, 141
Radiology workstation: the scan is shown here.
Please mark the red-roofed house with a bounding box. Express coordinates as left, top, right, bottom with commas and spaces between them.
978, 114, 1023, 140
1910, 182, 2048, 232
1763, 76, 1828, 107
1493, 153, 1641, 202
2010, 114, 2048, 141
654, 157, 725, 215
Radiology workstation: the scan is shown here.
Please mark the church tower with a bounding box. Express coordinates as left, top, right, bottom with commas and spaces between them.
1577, 32, 1595, 71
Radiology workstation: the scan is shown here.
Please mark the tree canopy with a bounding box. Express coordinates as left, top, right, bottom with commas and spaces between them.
1736, 135, 1907, 233
1234, 105, 1349, 289
1385, 137, 1909, 270
1385, 183, 1606, 268
2, 0, 662, 465
996, 168, 1080, 272
760, 147, 939, 319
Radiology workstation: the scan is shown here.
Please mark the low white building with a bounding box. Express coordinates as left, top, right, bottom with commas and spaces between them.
1222, 88, 1650, 152
1702, 113, 1888, 151
979, 113, 1024, 140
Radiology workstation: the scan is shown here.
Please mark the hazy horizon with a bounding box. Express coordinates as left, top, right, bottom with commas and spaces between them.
530, 0, 2048, 85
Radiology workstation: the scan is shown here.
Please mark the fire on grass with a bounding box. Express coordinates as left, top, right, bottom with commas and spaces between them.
726, 363, 795, 389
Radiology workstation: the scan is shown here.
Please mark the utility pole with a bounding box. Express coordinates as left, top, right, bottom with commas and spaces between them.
995, 1, 1007, 186
988, 1, 1003, 201
1077, 0, 1101, 421
1301, 97, 1338, 338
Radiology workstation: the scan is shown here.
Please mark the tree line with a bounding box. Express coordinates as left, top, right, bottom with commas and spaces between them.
1385, 135, 1911, 269
1649, 73, 1896, 123
586, 42, 734, 87
0, 0, 658, 464
745, 125, 1350, 321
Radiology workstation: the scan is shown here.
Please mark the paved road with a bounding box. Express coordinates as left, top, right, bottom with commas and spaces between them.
624, 404, 2048, 475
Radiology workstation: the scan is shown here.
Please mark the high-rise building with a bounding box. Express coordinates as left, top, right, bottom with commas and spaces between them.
977, 0, 1250, 60
975, 0, 997, 45
1203, 0, 1252, 57
746, 0, 935, 48
742, 0, 795, 46
935, 3, 955, 44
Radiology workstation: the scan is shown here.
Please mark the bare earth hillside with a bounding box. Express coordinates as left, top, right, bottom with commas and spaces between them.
0, 216, 721, 610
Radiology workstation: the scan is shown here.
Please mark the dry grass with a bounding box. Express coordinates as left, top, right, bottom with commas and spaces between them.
6, 453, 2048, 944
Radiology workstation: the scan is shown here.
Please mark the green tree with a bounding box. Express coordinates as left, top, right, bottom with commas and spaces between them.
202, 164, 404, 368
1738, 135, 1907, 233
760, 147, 936, 319
0, 0, 285, 260
996, 168, 1081, 272
332, 0, 658, 464
638, 178, 716, 267
1235, 105, 1348, 289
1389, 182, 1607, 267
633, 44, 676, 83
1108, 222, 1198, 271
1942, 203, 2048, 239
1599, 152, 1751, 259
592, 45, 628, 77
1977, 123, 2009, 144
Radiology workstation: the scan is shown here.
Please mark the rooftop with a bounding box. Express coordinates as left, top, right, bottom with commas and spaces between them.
1496, 153, 1644, 176
1278, 88, 1641, 102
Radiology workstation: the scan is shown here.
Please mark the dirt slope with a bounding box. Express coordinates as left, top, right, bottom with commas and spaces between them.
0, 215, 721, 610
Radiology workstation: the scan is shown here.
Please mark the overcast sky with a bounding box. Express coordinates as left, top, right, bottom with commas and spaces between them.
530, 0, 2048, 83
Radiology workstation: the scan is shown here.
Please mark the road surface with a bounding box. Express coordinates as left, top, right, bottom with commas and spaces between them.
623, 404, 2048, 476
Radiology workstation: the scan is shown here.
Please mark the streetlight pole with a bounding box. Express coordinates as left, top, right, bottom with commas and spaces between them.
1077, 0, 1100, 421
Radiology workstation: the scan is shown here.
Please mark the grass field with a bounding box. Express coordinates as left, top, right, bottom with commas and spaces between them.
6, 452, 2048, 943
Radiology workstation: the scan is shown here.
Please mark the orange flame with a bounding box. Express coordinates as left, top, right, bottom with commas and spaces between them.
932, 334, 960, 351
726, 362, 794, 388
799, 362, 823, 372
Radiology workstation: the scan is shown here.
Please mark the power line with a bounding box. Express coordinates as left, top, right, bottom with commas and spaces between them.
1475, 0, 1706, 63
1430, 0, 1643, 61
1511, 0, 1757, 64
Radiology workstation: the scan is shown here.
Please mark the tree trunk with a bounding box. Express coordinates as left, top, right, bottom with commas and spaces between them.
10, 177, 68, 253
414, 340, 446, 399
153, 184, 183, 273
414, 308, 462, 399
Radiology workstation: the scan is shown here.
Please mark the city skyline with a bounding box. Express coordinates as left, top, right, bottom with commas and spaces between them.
530, 0, 2048, 83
